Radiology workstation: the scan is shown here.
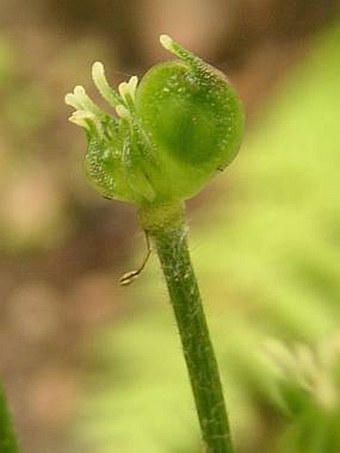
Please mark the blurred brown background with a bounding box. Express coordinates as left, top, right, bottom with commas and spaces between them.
0, 1, 339, 452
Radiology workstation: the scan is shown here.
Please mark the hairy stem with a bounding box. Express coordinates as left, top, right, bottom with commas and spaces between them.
0, 384, 19, 453
140, 203, 234, 453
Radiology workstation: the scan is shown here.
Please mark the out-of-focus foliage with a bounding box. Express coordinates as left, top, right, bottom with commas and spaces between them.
0, 35, 66, 252
0, 29, 131, 452
76, 24, 340, 452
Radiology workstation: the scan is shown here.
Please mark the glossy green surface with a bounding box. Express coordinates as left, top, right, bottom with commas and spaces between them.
136, 61, 243, 202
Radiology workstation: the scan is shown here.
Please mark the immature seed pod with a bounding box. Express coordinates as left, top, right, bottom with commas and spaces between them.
65, 35, 244, 206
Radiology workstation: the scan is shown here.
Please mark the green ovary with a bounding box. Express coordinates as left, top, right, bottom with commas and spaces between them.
136, 62, 244, 172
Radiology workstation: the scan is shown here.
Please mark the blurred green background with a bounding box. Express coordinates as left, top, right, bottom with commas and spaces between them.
1, 1, 340, 452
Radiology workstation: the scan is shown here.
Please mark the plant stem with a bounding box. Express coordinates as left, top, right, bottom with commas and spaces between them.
0, 384, 19, 453
139, 203, 234, 453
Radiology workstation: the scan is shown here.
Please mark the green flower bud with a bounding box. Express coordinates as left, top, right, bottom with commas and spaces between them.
65, 35, 244, 206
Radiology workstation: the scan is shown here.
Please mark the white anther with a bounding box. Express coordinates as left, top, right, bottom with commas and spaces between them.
92, 61, 121, 107
115, 104, 131, 120
68, 111, 97, 130
65, 85, 103, 118
159, 34, 173, 51
118, 81, 129, 99
127, 75, 138, 101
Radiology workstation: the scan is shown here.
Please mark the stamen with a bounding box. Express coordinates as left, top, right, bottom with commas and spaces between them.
68, 111, 101, 133
118, 76, 138, 111
65, 88, 85, 111
159, 34, 204, 72
159, 34, 173, 51
115, 104, 131, 120
127, 76, 138, 101
118, 81, 129, 100
92, 61, 121, 108
65, 85, 104, 118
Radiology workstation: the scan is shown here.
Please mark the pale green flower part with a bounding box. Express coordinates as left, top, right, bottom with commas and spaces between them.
65, 34, 244, 206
